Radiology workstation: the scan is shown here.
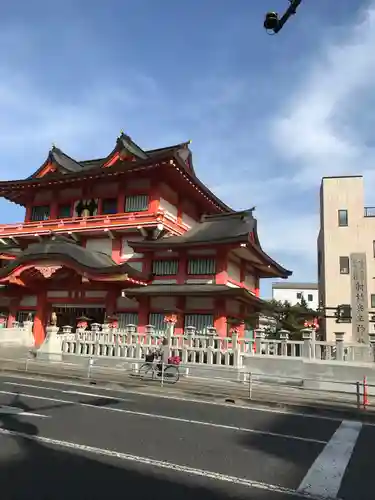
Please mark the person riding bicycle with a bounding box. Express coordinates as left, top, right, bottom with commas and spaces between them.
155, 337, 169, 373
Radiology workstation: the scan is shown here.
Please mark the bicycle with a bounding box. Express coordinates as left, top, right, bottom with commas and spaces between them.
139, 353, 180, 384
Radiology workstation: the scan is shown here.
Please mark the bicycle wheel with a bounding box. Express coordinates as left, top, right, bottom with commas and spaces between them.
139, 363, 154, 380
163, 365, 179, 384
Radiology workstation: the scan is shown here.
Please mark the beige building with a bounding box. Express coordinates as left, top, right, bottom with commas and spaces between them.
318, 175, 375, 342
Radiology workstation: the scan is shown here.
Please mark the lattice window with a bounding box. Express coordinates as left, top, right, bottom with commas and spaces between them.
31, 205, 50, 221
124, 195, 149, 212
118, 312, 139, 330
57, 204, 71, 219
148, 313, 165, 335
102, 198, 118, 215
187, 258, 215, 275
152, 260, 179, 276
184, 314, 214, 334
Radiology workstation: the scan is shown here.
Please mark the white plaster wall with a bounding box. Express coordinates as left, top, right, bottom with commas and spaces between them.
159, 198, 178, 219
150, 297, 177, 310
20, 296, 37, 307
227, 261, 241, 282
121, 237, 143, 259
116, 297, 139, 310
244, 274, 256, 288
226, 299, 241, 315
47, 291, 69, 298
182, 213, 197, 228
186, 297, 214, 310
86, 238, 112, 256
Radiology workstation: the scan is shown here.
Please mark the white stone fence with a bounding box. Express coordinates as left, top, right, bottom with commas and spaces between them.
55, 324, 375, 366
0, 321, 34, 348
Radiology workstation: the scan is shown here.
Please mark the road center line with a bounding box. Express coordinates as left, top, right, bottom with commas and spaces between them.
297, 419, 362, 498
0, 426, 333, 500
0, 389, 326, 444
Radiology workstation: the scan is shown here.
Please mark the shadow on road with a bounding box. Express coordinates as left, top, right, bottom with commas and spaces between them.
0, 394, 280, 500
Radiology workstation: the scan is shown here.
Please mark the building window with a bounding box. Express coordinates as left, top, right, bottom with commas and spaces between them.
338, 209, 348, 227
57, 204, 71, 219
152, 260, 179, 276
184, 314, 214, 334
296, 292, 302, 299
148, 313, 166, 335
308, 294, 313, 302
31, 205, 50, 221
371, 295, 375, 309
187, 258, 216, 275
124, 195, 149, 212
339, 256, 350, 274
118, 312, 139, 329
102, 198, 118, 215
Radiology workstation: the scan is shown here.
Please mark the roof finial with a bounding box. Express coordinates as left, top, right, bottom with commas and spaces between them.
51, 142, 56, 149
119, 129, 124, 136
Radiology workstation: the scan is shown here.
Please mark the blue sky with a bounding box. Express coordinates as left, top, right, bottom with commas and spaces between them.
1, 0, 375, 297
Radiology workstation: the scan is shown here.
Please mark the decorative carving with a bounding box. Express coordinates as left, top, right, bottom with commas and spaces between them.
74, 199, 98, 218
35, 266, 62, 279
50, 312, 57, 326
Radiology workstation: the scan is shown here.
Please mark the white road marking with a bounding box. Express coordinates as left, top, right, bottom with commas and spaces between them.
0, 406, 49, 418
0, 376, 354, 425
0, 427, 333, 500
0, 389, 326, 444
297, 419, 362, 498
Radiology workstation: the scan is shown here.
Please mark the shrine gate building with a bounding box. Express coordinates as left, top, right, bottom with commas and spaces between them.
0, 133, 292, 345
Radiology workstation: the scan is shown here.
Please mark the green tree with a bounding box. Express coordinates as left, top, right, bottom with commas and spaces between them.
252, 298, 319, 340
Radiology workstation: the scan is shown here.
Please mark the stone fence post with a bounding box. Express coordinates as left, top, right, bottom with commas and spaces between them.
334, 332, 345, 361
37, 325, 62, 362
369, 333, 375, 362
231, 332, 241, 367
279, 330, 289, 357
301, 328, 312, 359
255, 329, 265, 354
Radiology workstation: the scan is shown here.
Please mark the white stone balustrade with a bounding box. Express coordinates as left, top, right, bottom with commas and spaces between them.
53, 324, 375, 366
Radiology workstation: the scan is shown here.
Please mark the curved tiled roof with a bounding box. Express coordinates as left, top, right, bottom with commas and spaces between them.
0, 235, 148, 282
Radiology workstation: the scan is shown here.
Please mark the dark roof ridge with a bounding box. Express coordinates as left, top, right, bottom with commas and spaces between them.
201, 209, 255, 222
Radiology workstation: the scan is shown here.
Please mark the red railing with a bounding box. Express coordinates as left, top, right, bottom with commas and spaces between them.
0, 211, 189, 238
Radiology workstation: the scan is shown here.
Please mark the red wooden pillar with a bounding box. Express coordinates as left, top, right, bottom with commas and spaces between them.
106, 289, 117, 318
175, 296, 185, 334
238, 304, 246, 338
214, 298, 227, 337
117, 191, 125, 214
50, 195, 58, 220
112, 238, 121, 264
216, 248, 228, 285
177, 251, 187, 284
254, 276, 260, 297
138, 296, 149, 333
34, 291, 47, 346
149, 181, 160, 213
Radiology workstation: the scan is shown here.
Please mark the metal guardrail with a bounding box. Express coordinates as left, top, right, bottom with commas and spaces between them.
0, 351, 371, 413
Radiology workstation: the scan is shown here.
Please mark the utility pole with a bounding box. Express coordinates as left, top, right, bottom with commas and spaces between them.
264, 0, 303, 34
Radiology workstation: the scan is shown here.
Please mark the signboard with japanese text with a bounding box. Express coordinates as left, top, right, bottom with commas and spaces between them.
350, 253, 369, 342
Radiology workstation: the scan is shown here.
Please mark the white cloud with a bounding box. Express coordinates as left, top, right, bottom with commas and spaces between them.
271, 1, 375, 188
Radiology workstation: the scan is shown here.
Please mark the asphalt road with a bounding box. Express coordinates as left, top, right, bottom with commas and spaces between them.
0, 373, 371, 500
